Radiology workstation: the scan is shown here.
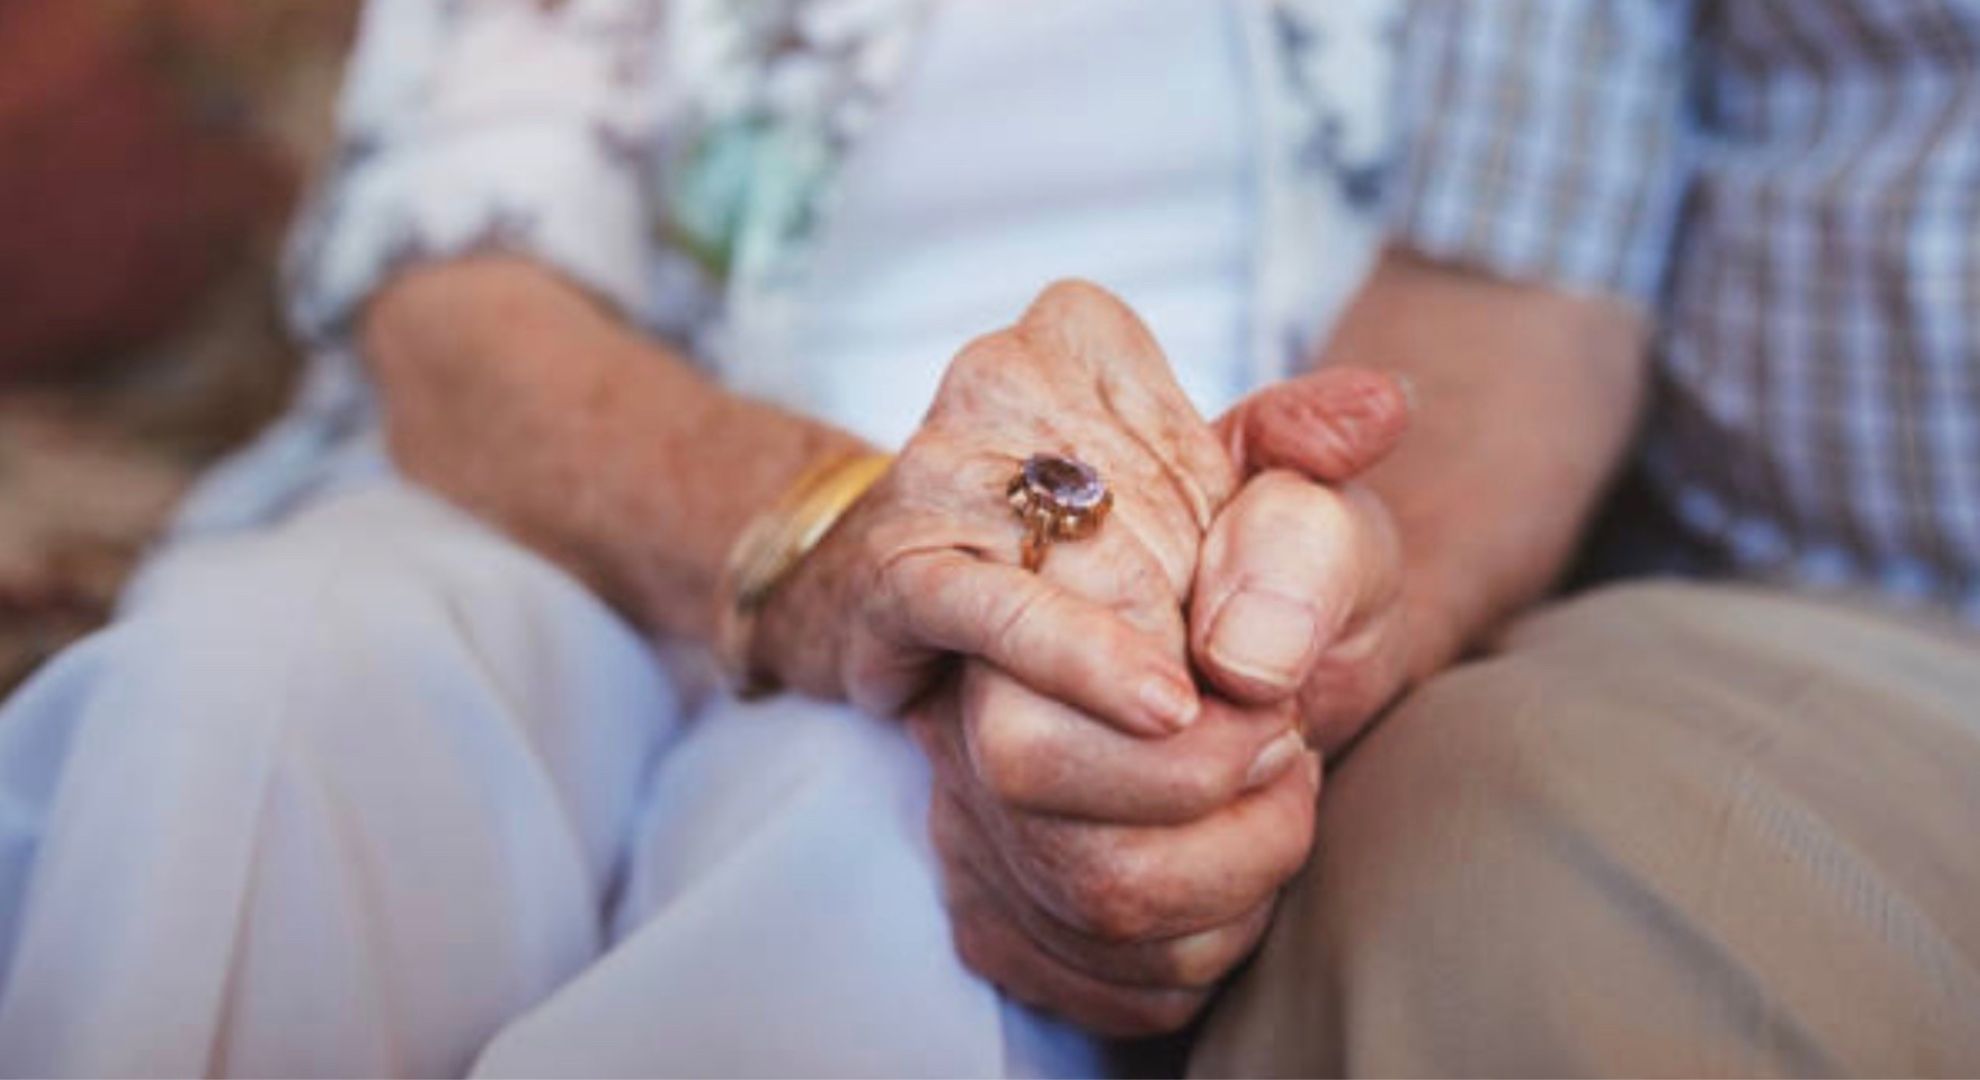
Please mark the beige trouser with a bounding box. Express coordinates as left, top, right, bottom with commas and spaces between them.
1191, 582, 1980, 1078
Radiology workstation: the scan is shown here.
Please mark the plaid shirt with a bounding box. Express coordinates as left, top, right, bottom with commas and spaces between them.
1391, 0, 1980, 620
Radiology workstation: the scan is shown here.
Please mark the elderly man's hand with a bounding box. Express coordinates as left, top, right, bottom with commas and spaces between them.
1197, 368, 1417, 751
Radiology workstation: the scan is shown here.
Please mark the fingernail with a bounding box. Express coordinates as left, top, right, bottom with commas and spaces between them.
1208, 590, 1320, 692
1138, 676, 1199, 733
1244, 731, 1307, 791
1393, 373, 1419, 413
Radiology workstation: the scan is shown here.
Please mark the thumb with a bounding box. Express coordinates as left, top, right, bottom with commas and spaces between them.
1188, 471, 1395, 706
1216, 367, 1413, 482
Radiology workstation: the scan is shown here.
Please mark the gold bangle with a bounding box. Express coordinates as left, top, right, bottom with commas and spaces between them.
714, 451, 893, 698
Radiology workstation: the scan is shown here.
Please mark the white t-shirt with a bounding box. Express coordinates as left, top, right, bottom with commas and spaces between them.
789, 0, 1255, 448
170, 0, 1290, 541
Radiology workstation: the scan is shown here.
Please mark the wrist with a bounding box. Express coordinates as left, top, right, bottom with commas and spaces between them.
714, 451, 893, 698
614, 398, 865, 642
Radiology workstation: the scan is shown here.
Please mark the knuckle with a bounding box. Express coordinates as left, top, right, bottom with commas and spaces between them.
946, 331, 1004, 376
1035, 277, 1116, 313
944, 330, 1030, 388
1248, 470, 1348, 534
928, 338, 1028, 424
1025, 280, 1153, 356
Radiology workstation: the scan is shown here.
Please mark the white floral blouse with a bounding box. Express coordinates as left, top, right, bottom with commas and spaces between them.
171, 0, 1398, 538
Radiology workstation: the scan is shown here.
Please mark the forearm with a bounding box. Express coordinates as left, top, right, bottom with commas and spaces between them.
361, 256, 869, 642
1325, 248, 1651, 677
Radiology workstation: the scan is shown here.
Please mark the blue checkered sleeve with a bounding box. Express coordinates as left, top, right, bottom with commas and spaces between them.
1386, 0, 1698, 305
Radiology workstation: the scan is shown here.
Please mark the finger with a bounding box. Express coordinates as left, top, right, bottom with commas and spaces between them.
1020, 280, 1240, 529
959, 662, 1304, 825
1216, 366, 1412, 482
1020, 894, 1276, 995
921, 682, 1319, 949
948, 873, 1211, 1037
870, 550, 1199, 736
1189, 473, 1401, 705
935, 804, 1212, 1037
939, 788, 1278, 990
991, 749, 1322, 942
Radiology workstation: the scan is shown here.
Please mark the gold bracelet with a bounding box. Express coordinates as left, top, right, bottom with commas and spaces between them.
714, 451, 894, 698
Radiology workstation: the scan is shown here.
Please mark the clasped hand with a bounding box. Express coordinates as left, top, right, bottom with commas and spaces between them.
758, 280, 1414, 1035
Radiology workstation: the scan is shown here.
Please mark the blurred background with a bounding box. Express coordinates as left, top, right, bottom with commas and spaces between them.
0, 0, 358, 692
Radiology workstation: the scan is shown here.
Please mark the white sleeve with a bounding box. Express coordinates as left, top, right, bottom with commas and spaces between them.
284, 0, 666, 346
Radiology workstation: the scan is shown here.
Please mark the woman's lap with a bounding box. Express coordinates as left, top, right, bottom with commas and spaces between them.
0, 481, 1093, 1077
480, 694, 1098, 1078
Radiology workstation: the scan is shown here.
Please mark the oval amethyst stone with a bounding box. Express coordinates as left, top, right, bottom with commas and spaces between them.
1021, 453, 1107, 511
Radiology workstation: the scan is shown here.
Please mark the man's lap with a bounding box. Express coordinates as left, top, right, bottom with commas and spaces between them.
1193, 581, 1980, 1077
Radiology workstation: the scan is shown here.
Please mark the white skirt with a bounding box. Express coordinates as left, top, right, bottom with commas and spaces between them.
0, 477, 1100, 1078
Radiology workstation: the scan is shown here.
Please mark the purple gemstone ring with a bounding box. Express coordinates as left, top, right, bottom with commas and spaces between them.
1006, 453, 1114, 572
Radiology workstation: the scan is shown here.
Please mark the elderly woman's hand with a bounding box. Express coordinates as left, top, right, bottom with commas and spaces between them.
753, 279, 1239, 736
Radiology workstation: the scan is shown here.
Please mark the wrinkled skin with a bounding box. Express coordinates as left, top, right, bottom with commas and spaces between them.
762, 280, 1415, 1035
1203, 388, 1415, 755
758, 279, 1242, 736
